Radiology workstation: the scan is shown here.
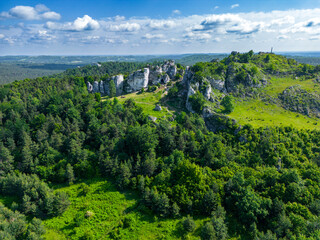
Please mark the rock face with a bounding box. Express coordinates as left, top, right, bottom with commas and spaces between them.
93, 81, 99, 93
87, 82, 93, 93
99, 81, 105, 94
126, 68, 150, 93
112, 75, 124, 96
162, 60, 177, 79
209, 78, 226, 92
204, 85, 212, 100
279, 85, 320, 118
149, 66, 163, 85
185, 84, 198, 113
160, 74, 170, 84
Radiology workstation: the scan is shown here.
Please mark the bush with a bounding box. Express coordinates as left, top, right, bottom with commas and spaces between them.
221, 95, 234, 113
182, 216, 196, 233
188, 91, 206, 114
201, 222, 216, 240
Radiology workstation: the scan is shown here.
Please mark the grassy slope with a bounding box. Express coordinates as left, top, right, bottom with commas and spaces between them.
43, 179, 213, 240
228, 76, 320, 130
104, 88, 176, 121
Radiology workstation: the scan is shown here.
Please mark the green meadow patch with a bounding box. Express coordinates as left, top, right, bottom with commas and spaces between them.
43, 179, 214, 240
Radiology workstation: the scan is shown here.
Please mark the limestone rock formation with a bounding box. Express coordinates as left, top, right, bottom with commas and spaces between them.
87, 82, 93, 93
160, 74, 170, 84
93, 81, 99, 93
99, 81, 105, 94
126, 68, 150, 93
162, 60, 177, 79
149, 66, 163, 85
185, 83, 198, 113
112, 75, 124, 96
209, 78, 226, 92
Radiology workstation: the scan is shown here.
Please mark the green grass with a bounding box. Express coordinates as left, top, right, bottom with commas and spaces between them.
263, 76, 320, 97
43, 179, 214, 240
229, 99, 320, 130
104, 89, 175, 121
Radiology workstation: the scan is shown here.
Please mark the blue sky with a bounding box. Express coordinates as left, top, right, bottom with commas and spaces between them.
1, 0, 320, 55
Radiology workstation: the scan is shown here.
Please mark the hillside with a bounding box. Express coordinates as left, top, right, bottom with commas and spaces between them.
1, 52, 320, 240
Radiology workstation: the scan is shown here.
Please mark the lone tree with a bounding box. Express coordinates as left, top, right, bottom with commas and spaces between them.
221, 95, 234, 113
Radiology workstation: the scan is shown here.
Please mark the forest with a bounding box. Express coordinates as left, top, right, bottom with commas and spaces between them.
1, 52, 320, 239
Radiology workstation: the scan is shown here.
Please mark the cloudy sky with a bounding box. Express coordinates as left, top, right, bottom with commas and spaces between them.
1, 0, 320, 55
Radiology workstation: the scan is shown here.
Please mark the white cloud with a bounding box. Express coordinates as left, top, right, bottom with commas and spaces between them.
173, 10, 181, 15
0, 34, 5, 39
148, 20, 176, 29
0, 5, 60, 20
114, 15, 125, 21
42, 12, 61, 20
231, 4, 239, 9
192, 14, 263, 35
5, 7, 320, 54
143, 33, 164, 39
214, 6, 219, 10
109, 22, 141, 32
35, 4, 50, 12
184, 32, 211, 41
46, 15, 99, 31
271, 16, 295, 26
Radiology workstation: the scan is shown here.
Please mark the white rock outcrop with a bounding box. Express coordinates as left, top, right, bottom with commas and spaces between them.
112, 75, 124, 96
126, 68, 150, 92
87, 82, 93, 92
93, 81, 99, 93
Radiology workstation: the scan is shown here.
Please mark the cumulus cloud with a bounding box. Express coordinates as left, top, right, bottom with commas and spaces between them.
29, 30, 56, 42
0, 34, 4, 39
46, 15, 100, 31
192, 14, 262, 35
0, 4, 60, 20
5, 7, 320, 54
231, 4, 239, 9
271, 16, 295, 26
109, 22, 141, 32
148, 20, 176, 29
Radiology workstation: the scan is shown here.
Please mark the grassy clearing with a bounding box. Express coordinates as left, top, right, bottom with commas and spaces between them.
103, 89, 176, 120
42, 179, 214, 240
229, 99, 320, 130
263, 76, 320, 97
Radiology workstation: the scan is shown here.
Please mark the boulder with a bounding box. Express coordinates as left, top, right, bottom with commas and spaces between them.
148, 116, 157, 122
154, 104, 162, 111
126, 68, 150, 92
